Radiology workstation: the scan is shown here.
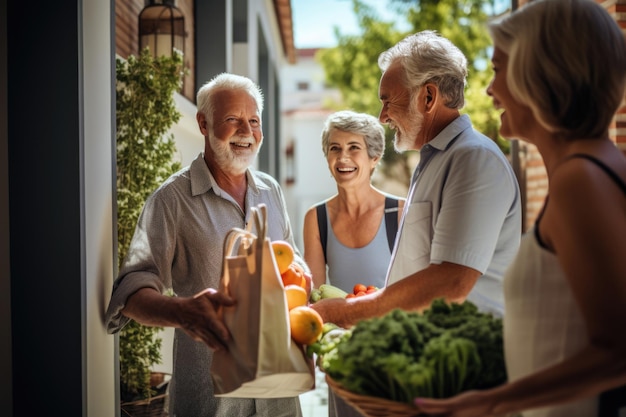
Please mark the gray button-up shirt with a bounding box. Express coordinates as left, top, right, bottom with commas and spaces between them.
105, 153, 303, 416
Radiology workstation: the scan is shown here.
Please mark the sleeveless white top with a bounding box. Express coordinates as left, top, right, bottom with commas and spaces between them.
504, 154, 626, 416
504, 227, 596, 416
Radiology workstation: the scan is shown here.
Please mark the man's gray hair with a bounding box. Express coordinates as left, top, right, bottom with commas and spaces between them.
378, 30, 468, 109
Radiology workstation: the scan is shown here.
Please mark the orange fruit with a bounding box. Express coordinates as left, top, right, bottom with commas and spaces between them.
281, 263, 306, 289
272, 240, 295, 275
285, 284, 308, 310
289, 306, 324, 345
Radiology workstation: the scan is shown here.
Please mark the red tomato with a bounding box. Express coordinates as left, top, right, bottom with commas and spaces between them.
355, 291, 366, 297
366, 288, 377, 294
353, 284, 367, 294
345, 293, 356, 299
366, 285, 377, 291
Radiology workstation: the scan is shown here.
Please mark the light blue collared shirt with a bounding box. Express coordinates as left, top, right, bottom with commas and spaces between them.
386, 115, 522, 317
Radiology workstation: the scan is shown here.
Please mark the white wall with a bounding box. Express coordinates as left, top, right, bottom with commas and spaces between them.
83, 0, 116, 415
282, 111, 337, 250
172, 93, 204, 166
280, 49, 342, 249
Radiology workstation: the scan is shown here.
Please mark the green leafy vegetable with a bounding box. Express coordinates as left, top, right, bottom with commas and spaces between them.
313, 298, 506, 404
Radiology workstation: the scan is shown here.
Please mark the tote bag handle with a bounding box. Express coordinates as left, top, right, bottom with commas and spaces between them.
219, 204, 269, 292
246, 204, 267, 240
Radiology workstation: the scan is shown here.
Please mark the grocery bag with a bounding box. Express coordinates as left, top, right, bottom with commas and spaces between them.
211, 204, 315, 398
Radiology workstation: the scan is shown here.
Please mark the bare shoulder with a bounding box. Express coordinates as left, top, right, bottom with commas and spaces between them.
543, 153, 626, 248
551, 154, 626, 202
303, 197, 334, 230
303, 205, 318, 225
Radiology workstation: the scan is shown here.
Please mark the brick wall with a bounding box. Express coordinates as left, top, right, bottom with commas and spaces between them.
521, 144, 547, 230
606, 0, 626, 155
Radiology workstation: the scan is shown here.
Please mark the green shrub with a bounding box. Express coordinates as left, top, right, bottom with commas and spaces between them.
116, 48, 185, 401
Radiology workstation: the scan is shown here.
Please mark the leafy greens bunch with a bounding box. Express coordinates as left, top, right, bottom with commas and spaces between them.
319, 299, 506, 404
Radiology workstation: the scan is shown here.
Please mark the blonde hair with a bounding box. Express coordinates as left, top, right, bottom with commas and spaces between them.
489, 0, 626, 138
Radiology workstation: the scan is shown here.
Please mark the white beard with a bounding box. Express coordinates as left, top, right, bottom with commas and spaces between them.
208, 133, 261, 175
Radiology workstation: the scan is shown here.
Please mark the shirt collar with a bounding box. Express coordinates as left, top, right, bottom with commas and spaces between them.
427, 114, 472, 151
189, 152, 266, 197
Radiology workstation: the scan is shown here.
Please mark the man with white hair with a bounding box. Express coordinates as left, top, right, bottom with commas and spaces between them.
105, 73, 306, 416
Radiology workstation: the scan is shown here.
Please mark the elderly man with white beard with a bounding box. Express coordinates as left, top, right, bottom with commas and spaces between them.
105, 73, 307, 417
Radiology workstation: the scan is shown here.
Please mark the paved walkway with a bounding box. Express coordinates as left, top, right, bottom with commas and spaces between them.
300, 368, 329, 417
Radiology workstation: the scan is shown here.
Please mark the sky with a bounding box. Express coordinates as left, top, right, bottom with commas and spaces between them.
291, 0, 511, 50
291, 0, 409, 49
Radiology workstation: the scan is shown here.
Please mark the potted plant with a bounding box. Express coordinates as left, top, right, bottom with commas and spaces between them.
116, 47, 185, 415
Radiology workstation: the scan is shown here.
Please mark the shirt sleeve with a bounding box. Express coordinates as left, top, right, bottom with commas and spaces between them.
430, 145, 518, 273
104, 190, 175, 333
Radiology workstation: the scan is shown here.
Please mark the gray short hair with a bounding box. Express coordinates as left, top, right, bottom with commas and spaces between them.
489, 0, 626, 138
378, 30, 468, 109
321, 110, 385, 159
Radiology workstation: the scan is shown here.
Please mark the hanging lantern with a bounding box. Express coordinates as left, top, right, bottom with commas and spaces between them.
138, 0, 185, 58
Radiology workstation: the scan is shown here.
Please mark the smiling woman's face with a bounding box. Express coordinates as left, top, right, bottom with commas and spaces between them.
326, 129, 378, 185
487, 47, 536, 142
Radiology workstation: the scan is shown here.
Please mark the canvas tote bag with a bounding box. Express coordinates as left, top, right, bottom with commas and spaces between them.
211, 204, 315, 398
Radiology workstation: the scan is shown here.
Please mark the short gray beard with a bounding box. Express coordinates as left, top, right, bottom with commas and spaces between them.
394, 108, 424, 152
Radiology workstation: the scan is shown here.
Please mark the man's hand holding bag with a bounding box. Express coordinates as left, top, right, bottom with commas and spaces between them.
211, 204, 315, 398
